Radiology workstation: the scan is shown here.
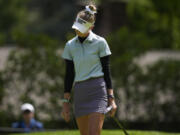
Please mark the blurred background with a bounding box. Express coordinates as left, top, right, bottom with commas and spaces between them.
0, 0, 180, 133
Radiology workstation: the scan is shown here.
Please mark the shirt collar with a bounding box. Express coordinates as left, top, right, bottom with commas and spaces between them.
75, 31, 95, 43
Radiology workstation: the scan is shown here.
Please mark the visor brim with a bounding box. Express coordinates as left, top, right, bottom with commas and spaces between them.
72, 22, 88, 33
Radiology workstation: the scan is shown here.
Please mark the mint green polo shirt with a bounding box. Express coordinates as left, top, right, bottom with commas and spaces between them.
62, 31, 112, 82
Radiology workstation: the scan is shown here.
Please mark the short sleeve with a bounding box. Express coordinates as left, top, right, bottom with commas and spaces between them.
62, 43, 73, 60
99, 38, 112, 57
36, 122, 43, 129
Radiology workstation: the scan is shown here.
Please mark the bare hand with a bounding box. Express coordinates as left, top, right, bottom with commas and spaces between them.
61, 102, 70, 122
108, 98, 117, 117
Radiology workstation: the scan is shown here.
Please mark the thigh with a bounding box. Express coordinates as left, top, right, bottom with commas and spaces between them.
76, 115, 89, 135
88, 112, 105, 135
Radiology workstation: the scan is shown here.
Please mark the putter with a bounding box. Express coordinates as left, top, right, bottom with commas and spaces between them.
106, 105, 130, 135
71, 105, 130, 135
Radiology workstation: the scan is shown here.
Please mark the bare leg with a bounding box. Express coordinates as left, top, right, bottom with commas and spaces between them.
76, 115, 89, 135
88, 112, 105, 135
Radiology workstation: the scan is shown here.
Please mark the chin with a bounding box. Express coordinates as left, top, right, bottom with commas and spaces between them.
75, 30, 83, 35
75, 30, 89, 37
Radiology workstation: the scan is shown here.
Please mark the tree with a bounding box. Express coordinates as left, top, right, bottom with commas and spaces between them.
27, 0, 77, 40
0, 0, 27, 44
127, 0, 180, 49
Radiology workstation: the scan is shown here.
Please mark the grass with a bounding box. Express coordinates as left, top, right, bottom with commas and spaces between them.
11, 130, 180, 135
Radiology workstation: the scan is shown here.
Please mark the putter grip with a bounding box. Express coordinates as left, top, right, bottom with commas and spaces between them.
106, 105, 113, 112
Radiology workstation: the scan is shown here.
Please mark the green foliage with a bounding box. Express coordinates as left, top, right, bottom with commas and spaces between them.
0, 0, 27, 43
127, 0, 180, 49
0, 33, 5, 45
107, 27, 155, 81
108, 28, 180, 122
27, 0, 77, 39
106, 0, 180, 123
142, 60, 180, 122
0, 0, 180, 128
3, 31, 65, 120
122, 60, 180, 122
0, 72, 4, 104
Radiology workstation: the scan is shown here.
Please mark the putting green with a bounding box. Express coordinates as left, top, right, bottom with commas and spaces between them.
11, 130, 180, 135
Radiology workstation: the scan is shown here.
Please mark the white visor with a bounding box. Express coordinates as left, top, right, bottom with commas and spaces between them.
72, 17, 93, 33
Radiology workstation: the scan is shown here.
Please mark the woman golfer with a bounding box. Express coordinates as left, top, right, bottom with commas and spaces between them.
61, 4, 117, 135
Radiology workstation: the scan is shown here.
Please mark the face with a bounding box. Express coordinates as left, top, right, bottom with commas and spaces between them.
23, 110, 34, 123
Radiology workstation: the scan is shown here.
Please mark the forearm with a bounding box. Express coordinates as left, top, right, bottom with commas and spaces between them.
64, 59, 75, 95
100, 55, 113, 90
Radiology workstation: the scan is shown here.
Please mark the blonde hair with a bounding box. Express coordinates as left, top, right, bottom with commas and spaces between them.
77, 4, 97, 23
